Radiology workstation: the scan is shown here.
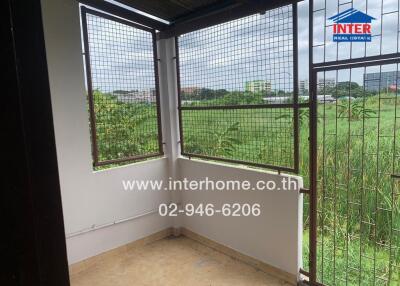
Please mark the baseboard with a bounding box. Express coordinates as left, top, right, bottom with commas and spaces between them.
180, 227, 298, 285
173, 226, 181, 236
69, 227, 173, 277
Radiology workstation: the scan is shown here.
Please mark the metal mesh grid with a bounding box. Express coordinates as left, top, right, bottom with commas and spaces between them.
81, 8, 162, 167
181, 108, 295, 169
315, 63, 400, 285
313, 0, 400, 64
178, 5, 294, 106
308, 1, 400, 284
176, 4, 298, 171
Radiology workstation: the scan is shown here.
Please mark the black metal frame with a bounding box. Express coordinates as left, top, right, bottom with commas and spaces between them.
81, 6, 164, 167
306, 1, 400, 285
307, 58, 400, 286
174, 3, 300, 174
159, 0, 302, 39
79, 0, 169, 31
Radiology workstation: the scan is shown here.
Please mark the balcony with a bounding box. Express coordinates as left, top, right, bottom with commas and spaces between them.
5, 0, 400, 286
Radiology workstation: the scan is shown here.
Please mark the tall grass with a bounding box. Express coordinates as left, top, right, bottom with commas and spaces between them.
181, 94, 400, 284
300, 95, 400, 285
93, 90, 399, 284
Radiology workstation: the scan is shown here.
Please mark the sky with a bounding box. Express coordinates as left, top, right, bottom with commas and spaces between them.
301, 0, 400, 84
86, 13, 157, 93
84, 0, 400, 92
178, 5, 295, 92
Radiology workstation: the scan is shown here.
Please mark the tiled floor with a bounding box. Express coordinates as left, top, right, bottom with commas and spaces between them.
70, 236, 291, 286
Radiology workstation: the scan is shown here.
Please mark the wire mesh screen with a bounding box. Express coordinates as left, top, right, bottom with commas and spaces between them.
181, 108, 295, 169
176, 4, 298, 172
81, 8, 162, 167
313, 0, 400, 64
315, 64, 400, 285
309, 0, 400, 285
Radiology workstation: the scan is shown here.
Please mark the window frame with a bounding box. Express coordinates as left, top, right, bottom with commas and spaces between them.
174, 4, 300, 173
81, 6, 164, 167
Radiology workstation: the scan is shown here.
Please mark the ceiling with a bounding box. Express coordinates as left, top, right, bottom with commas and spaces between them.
114, 0, 239, 23
80, 0, 302, 36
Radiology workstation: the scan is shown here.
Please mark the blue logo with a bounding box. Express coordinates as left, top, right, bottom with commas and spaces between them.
329, 8, 376, 42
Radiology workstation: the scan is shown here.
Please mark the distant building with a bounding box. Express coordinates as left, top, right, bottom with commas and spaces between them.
299, 79, 335, 95
245, 80, 271, 93
317, 95, 336, 103
263, 96, 291, 103
364, 71, 399, 92
113, 89, 155, 103
318, 78, 336, 91
181, 87, 199, 95
299, 79, 309, 95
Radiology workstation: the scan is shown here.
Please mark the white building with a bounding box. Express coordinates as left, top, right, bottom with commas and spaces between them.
318, 78, 336, 91
245, 80, 271, 93
113, 89, 156, 103
299, 79, 309, 96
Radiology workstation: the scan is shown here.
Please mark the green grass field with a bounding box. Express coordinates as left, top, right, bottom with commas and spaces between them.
93, 90, 399, 284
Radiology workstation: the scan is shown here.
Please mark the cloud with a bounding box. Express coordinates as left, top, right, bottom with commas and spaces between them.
86, 13, 156, 91
84, 0, 400, 91
178, 6, 295, 91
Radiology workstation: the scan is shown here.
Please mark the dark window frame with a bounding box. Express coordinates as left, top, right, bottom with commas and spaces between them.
81, 6, 164, 167
174, 3, 300, 174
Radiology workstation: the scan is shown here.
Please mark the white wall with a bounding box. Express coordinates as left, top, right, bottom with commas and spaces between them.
66, 210, 170, 263
178, 158, 303, 277
41, 0, 303, 275
41, 0, 172, 264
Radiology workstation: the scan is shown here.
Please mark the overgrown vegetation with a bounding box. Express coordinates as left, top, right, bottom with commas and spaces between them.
93, 89, 399, 284
323, 81, 377, 98
92, 90, 160, 164
300, 94, 400, 285
337, 99, 376, 121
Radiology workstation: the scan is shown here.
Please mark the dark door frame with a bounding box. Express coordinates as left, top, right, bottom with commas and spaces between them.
2, 0, 70, 285
306, 1, 400, 285
308, 55, 400, 286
